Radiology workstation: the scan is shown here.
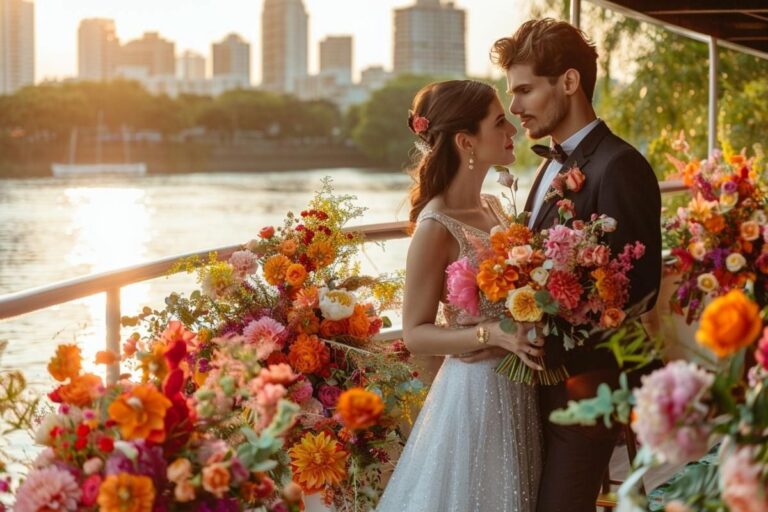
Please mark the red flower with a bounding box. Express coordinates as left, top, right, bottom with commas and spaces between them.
259, 226, 275, 239
546, 270, 583, 311
98, 436, 114, 453
411, 113, 429, 134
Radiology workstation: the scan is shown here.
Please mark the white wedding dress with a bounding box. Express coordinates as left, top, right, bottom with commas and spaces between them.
377, 196, 542, 512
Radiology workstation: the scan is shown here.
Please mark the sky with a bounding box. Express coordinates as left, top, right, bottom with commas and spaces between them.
34, 0, 528, 83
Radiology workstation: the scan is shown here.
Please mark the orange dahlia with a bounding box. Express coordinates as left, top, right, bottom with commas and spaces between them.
97, 473, 155, 512
287, 307, 321, 335
288, 431, 348, 493
287, 334, 330, 374
477, 257, 518, 302
491, 225, 533, 256
306, 240, 335, 268
263, 254, 292, 286
108, 384, 172, 443
320, 318, 348, 338
336, 388, 384, 430
59, 373, 103, 407
347, 304, 371, 338
696, 289, 762, 358
285, 263, 308, 287
48, 344, 82, 382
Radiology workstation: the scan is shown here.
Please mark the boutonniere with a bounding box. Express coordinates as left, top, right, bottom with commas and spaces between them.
543, 163, 586, 202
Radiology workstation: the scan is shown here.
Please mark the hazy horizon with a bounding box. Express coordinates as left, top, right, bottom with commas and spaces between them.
34, 0, 529, 83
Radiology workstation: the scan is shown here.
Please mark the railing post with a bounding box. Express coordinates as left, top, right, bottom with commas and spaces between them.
570, 0, 581, 28
106, 288, 121, 385
708, 36, 719, 156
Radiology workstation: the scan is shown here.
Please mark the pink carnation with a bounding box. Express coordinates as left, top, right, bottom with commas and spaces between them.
446, 257, 480, 316
243, 317, 287, 360
544, 225, 583, 271
756, 327, 768, 371
632, 361, 714, 464
720, 444, 768, 512
229, 250, 259, 279
546, 270, 583, 311
289, 379, 313, 403
14, 467, 81, 512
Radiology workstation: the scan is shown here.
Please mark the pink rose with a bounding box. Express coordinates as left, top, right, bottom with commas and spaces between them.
507, 245, 533, 266
564, 167, 586, 192
289, 379, 313, 403
593, 245, 610, 266
557, 198, 575, 216
81, 474, 102, 507
577, 246, 595, 266
412, 114, 429, 134
317, 384, 342, 408
572, 220, 585, 230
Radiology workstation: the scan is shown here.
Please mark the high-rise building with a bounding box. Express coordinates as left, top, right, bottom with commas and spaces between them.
177, 50, 205, 81
261, 0, 308, 93
78, 18, 119, 81
212, 33, 250, 83
393, 0, 465, 77
319, 35, 352, 85
0, 0, 34, 94
117, 31, 175, 77
360, 65, 392, 91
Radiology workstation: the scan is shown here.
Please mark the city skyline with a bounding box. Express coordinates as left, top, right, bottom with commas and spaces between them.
34, 0, 526, 83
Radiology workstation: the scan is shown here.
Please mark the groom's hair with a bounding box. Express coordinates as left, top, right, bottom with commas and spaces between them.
491, 18, 598, 102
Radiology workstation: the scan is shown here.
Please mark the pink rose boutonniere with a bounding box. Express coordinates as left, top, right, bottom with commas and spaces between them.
543, 164, 586, 203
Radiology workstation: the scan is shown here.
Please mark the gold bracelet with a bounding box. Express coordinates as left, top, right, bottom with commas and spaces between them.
475, 325, 490, 345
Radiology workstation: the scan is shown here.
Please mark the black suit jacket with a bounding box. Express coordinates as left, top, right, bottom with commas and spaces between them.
526, 121, 662, 376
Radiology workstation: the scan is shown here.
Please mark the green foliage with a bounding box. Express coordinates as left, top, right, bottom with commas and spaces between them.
549, 373, 633, 428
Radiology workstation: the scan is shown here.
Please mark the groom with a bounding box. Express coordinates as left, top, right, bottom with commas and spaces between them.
491, 19, 662, 511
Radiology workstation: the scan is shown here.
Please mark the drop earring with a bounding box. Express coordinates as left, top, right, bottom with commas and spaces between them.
468, 150, 475, 171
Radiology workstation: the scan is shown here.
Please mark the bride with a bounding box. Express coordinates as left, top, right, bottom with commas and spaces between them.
376, 80, 543, 512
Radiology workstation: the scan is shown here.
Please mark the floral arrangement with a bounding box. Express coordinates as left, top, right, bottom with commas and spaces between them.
663, 137, 768, 323
551, 288, 768, 512
445, 181, 645, 384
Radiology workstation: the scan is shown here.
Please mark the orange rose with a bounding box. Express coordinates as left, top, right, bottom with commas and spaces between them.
98, 473, 155, 512
202, 462, 230, 498
48, 344, 82, 382
288, 334, 330, 374
59, 373, 103, 407
600, 308, 626, 328
704, 214, 726, 233
741, 220, 761, 241
696, 289, 762, 358
280, 239, 298, 257
263, 254, 292, 286
285, 263, 307, 287
306, 240, 335, 268
564, 167, 586, 192
320, 318, 348, 338
287, 308, 320, 334
477, 257, 518, 302
336, 388, 384, 430
491, 225, 532, 256
347, 304, 371, 338
108, 384, 172, 443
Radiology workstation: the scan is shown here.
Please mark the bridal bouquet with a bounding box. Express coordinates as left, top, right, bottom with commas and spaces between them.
446, 169, 645, 384
663, 137, 767, 323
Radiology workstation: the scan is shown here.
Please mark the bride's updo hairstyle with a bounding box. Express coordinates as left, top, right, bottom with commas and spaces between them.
407, 80, 497, 224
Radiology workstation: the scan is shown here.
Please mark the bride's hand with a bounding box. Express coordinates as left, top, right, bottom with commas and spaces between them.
487, 321, 545, 371
457, 346, 508, 363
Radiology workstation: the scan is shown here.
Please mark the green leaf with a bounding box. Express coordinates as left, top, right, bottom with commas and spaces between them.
500, 318, 517, 334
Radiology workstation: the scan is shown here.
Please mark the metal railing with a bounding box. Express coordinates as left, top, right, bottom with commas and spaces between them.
0, 180, 686, 383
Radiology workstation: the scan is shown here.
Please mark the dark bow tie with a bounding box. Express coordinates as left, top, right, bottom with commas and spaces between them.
531, 143, 568, 164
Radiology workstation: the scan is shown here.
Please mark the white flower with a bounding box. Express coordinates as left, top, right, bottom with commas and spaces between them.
719, 192, 738, 210
688, 241, 707, 261
114, 440, 139, 460
726, 253, 747, 273
496, 170, 517, 188
697, 272, 718, 293
506, 244, 533, 266
530, 267, 549, 286
318, 287, 357, 320
229, 250, 258, 279
600, 216, 618, 233
751, 210, 767, 225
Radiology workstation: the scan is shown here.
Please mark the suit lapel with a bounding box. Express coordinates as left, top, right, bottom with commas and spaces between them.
531, 121, 611, 231
524, 158, 551, 213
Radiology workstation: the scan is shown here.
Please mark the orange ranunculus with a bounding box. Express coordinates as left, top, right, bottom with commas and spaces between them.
48, 344, 82, 382
476, 257, 518, 302
263, 254, 292, 286
202, 462, 230, 498
306, 240, 335, 268
336, 388, 384, 430
95, 350, 119, 365
287, 334, 330, 375
703, 214, 726, 234
280, 239, 298, 257
490, 225, 533, 257
682, 160, 700, 187
696, 289, 762, 358
108, 384, 172, 443
287, 307, 320, 334
600, 308, 627, 328
59, 373, 103, 407
97, 473, 155, 512
347, 304, 371, 338
285, 263, 308, 287
288, 431, 348, 493
320, 318, 348, 338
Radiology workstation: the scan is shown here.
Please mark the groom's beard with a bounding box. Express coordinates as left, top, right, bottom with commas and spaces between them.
527, 93, 569, 140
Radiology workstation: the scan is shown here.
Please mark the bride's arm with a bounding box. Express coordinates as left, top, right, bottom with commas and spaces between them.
402, 220, 544, 367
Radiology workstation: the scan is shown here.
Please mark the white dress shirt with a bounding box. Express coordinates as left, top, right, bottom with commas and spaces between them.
528, 118, 602, 228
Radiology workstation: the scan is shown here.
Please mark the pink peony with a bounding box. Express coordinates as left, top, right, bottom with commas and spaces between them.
445, 257, 480, 316
720, 444, 768, 512
546, 270, 583, 311
632, 361, 714, 464
14, 466, 81, 512
243, 317, 287, 360
756, 327, 768, 371
229, 250, 258, 279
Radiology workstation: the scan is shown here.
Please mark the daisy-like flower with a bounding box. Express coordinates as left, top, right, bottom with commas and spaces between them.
97, 473, 155, 512
243, 317, 286, 360
108, 384, 172, 443
288, 431, 349, 493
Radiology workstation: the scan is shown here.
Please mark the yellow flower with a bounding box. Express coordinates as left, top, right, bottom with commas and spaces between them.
108, 384, 172, 443
48, 344, 82, 382
506, 285, 543, 322
97, 473, 155, 512
306, 239, 335, 268
687, 193, 717, 221
696, 289, 762, 358
726, 253, 747, 273
688, 242, 707, 261
719, 192, 738, 209
288, 431, 348, 493
697, 273, 719, 293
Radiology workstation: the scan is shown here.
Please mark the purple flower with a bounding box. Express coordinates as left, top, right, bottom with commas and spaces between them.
722, 180, 738, 194
707, 247, 730, 270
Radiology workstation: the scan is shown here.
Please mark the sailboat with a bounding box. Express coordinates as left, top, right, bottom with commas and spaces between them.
51, 112, 147, 177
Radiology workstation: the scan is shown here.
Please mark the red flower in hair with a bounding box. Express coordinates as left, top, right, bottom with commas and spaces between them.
409, 110, 430, 134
